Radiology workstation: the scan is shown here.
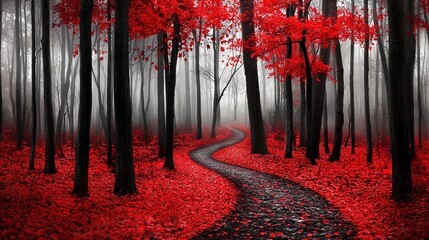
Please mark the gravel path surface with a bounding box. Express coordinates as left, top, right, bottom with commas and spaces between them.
190, 128, 356, 239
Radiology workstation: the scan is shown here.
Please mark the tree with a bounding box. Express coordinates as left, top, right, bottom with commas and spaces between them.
0, 1, 3, 142
240, 0, 269, 155
106, 0, 113, 166
157, 32, 167, 157
114, 0, 137, 195
307, 0, 333, 162
73, 0, 94, 197
192, 29, 203, 139
15, 0, 23, 150
363, 0, 373, 163
284, 6, 294, 159
387, 0, 413, 201
42, 0, 56, 174
329, 1, 345, 162
29, 0, 37, 170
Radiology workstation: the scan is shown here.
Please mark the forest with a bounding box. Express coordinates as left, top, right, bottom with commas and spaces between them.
0, 0, 428, 239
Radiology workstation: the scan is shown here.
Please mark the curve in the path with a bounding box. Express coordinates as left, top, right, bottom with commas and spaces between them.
190, 128, 356, 239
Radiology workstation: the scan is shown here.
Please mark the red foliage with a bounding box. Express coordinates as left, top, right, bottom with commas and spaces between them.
0, 129, 238, 239
213, 125, 429, 239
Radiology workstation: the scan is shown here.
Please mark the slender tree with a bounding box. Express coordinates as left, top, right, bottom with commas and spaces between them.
164, 16, 181, 169
15, 0, 23, 150
114, 0, 137, 195
157, 32, 167, 157
240, 0, 269, 154
192, 29, 203, 139
329, 1, 345, 161
73, 0, 94, 196
387, 0, 414, 201
0, 1, 3, 141
42, 0, 56, 174
364, 0, 373, 163
106, 0, 113, 166
29, 0, 37, 170
347, 0, 356, 154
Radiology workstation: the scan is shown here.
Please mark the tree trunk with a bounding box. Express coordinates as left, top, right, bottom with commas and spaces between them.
240, 0, 269, 155
323, 93, 330, 154
164, 16, 180, 170
73, 0, 94, 196
42, 0, 56, 174
211, 27, 221, 137
329, 37, 345, 161
15, 0, 23, 150
0, 1, 3, 141
192, 30, 202, 139
106, 0, 113, 166
364, 0, 373, 163
308, 0, 333, 162
29, 0, 36, 170
387, 0, 413, 201
184, 51, 192, 131
157, 32, 166, 158
284, 36, 293, 158
347, 0, 356, 154
114, 0, 137, 195
139, 40, 149, 142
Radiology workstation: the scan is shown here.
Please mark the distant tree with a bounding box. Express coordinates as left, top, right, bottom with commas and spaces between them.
157, 32, 167, 158
0, 1, 3, 142
41, 0, 56, 174
15, 0, 23, 150
387, 0, 414, 201
114, 0, 137, 195
192, 28, 203, 140
240, 0, 269, 155
329, 1, 345, 162
29, 0, 37, 170
73, 0, 94, 196
363, 0, 373, 163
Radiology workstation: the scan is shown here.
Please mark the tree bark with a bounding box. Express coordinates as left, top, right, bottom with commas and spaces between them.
106, 0, 113, 166
0, 1, 3, 141
364, 0, 373, 163
114, 0, 137, 195
347, 0, 356, 154
192, 29, 203, 139
164, 16, 181, 170
387, 0, 413, 201
329, 38, 345, 161
284, 37, 293, 158
42, 0, 56, 174
29, 0, 36, 170
240, 0, 269, 155
308, 0, 333, 162
15, 0, 23, 150
73, 0, 94, 196
157, 32, 166, 157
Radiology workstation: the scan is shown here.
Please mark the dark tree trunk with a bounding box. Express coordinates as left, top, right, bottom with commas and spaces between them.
308, 0, 333, 162
29, 0, 36, 170
364, 0, 373, 163
184, 51, 192, 132
387, 0, 413, 201
284, 37, 293, 158
41, 0, 56, 174
323, 94, 330, 154
114, 0, 137, 195
240, 0, 269, 155
73, 0, 94, 197
157, 32, 166, 158
0, 1, 3, 141
164, 16, 180, 170
329, 38, 345, 161
346, 0, 356, 154
139, 40, 149, 142
299, 80, 306, 147
417, 14, 423, 150
192, 30, 202, 139
106, 0, 113, 166
405, 1, 416, 158
15, 0, 23, 150
211, 28, 221, 138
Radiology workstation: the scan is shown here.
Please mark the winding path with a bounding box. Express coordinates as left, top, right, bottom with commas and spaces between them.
190, 128, 356, 239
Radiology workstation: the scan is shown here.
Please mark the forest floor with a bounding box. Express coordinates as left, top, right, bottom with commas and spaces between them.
214, 124, 429, 239
1, 125, 429, 239
0, 128, 238, 239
